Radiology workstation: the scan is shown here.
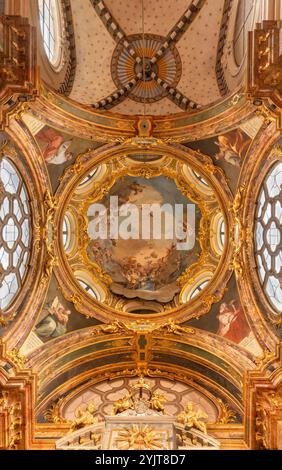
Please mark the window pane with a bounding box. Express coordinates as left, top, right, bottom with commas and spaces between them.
78, 279, 98, 299
0, 158, 31, 310
38, 0, 60, 65
254, 162, 282, 313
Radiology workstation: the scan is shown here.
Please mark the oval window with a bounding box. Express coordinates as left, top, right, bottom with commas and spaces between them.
0, 157, 31, 310
254, 161, 282, 313
38, 0, 62, 67
233, 0, 255, 66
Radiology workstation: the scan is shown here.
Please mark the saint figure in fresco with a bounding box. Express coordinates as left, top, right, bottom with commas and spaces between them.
216, 300, 250, 344
215, 129, 251, 167
36, 127, 73, 164
35, 297, 71, 338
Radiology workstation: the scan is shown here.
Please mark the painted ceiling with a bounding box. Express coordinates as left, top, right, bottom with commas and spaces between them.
1, 0, 281, 451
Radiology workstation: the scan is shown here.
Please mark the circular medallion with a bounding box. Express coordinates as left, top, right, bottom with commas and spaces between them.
111, 34, 182, 103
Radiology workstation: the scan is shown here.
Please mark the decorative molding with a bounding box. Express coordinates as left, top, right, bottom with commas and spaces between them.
6, 348, 27, 369
58, 0, 77, 96
0, 15, 38, 129
245, 364, 282, 449
0, 367, 36, 450
248, 20, 282, 127
236, 123, 281, 352
215, 0, 234, 96
91, 319, 195, 336
26, 84, 255, 143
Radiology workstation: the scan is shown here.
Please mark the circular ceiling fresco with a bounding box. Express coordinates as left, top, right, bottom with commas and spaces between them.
86, 174, 201, 303
55, 144, 233, 323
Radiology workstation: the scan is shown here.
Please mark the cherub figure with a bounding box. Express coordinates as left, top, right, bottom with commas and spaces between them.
70, 402, 98, 432
112, 393, 133, 415
164, 319, 195, 335
150, 392, 167, 414
177, 402, 208, 435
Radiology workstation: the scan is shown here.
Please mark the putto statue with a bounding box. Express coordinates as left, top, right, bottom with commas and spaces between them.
112, 393, 133, 415
70, 402, 99, 432
176, 402, 208, 435
150, 392, 167, 414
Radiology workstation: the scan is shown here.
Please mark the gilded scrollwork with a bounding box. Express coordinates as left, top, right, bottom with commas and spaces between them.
92, 320, 131, 335
232, 185, 245, 215
254, 350, 276, 368
91, 319, 195, 337
216, 399, 237, 424
6, 348, 27, 369
44, 190, 58, 226
0, 389, 24, 450
41, 243, 58, 285
254, 384, 282, 450
43, 398, 70, 425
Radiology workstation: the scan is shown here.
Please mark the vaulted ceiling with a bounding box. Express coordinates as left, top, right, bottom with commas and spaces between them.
1, 0, 281, 451
67, 0, 236, 114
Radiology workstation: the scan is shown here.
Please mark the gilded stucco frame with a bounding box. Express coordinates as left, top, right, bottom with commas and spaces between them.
53, 141, 234, 324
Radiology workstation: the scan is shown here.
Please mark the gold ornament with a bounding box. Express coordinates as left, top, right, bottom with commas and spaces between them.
150, 392, 167, 414
116, 424, 163, 450
177, 402, 208, 434
69, 402, 99, 432
156, 319, 195, 336
217, 399, 237, 424
112, 392, 134, 416
6, 349, 26, 369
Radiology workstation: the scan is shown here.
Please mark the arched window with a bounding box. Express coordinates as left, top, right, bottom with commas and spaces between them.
0, 158, 31, 310
233, 0, 255, 66
255, 162, 282, 313
38, 0, 62, 66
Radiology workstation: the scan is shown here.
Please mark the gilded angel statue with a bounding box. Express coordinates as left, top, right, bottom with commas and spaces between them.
177, 402, 208, 435
112, 393, 133, 415
150, 392, 167, 414
164, 319, 195, 335
70, 402, 99, 432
